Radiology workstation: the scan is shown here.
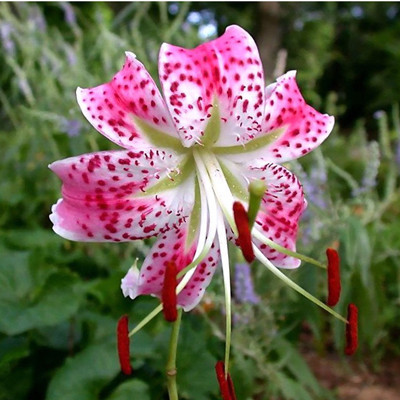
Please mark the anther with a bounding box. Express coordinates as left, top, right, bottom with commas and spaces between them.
117, 315, 132, 375
227, 373, 237, 400
162, 261, 178, 322
233, 201, 255, 263
345, 303, 358, 355
215, 361, 237, 400
326, 248, 341, 306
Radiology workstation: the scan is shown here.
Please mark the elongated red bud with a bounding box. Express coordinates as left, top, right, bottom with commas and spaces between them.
215, 361, 237, 400
233, 202, 255, 263
345, 303, 358, 355
326, 248, 341, 306
162, 261, 178, 322
117, 315, 132, 375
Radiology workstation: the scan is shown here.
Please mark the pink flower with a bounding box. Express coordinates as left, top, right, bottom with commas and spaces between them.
50, 25, 334, 313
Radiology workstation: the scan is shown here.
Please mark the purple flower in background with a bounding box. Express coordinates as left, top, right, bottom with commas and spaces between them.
60, 3, 77, 27
29, 6, 46, 32
352, 141, 380, 196
234, 263, 260, 305
294, 161, 328, 210
60, 119, 82, 137
0, 22, 15, 56
65, 46, 77, 66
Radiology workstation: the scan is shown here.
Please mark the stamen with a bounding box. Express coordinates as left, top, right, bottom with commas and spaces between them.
162, 262, 178, 322
254, 246, 348, 323
215, 361, 237, 400
326, 248, 341, 306
345, 303, 358, 355
117, 315, 132, 375
233, 201, 255, 263
253, 228, 326, 269
247, 179, 267, 229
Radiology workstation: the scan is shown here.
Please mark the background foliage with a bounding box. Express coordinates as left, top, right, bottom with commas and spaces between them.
0, 2, 399, 399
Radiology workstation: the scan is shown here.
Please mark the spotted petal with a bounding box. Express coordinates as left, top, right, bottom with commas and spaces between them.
246, 162, 306, 268
77, 52, 182, 151
158, 25, 265, 147
122, 222, 220, 311
261, 71, 334, 163
49, 149, 195, 241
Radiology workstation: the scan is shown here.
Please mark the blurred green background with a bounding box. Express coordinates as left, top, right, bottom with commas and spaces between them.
1, 2, 399, 399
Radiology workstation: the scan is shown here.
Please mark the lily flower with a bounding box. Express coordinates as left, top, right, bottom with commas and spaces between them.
50, 25, 355, 381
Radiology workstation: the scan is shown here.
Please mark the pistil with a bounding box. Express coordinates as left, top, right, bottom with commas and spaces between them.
233, 201, 255, 262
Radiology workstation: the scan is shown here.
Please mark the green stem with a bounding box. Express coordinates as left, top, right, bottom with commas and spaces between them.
166, 309, 183, 400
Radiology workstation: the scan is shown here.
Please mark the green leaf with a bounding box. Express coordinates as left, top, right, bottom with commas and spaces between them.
274, 371, 314, 400
340, 216, 371, 287
0, 337, 30, 370
107, 380, 150, 400
0, 249, 84, 335
175, 322, 216, 400
46, 340, 119, 400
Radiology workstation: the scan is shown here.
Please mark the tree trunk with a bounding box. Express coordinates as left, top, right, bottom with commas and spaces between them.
256, 2, 283, 83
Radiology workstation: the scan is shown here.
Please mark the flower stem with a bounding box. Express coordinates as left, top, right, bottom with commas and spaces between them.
166, 308, 182, 400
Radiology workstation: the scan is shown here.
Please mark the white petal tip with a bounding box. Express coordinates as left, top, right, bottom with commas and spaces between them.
277, 70, 297, 82
121, 266, 141, 300
125, 51, 137, 60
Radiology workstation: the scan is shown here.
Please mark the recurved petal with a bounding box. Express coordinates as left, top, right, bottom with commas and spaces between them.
122, 222, 220, 312
247, 162, 307, 268
261, 71, 334, 163
49, 149, 194, 242
77, 52, 181, 151
158, 25, 265, 147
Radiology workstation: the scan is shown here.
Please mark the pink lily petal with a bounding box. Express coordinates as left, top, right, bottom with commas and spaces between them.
122, 223, 220, 312
247, 162, 307, 268
177, 240, 220, 312
49, 149, 194, 241
261, 71, 334, 163
77, 52, 180, 150
158, 25, 265, 147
